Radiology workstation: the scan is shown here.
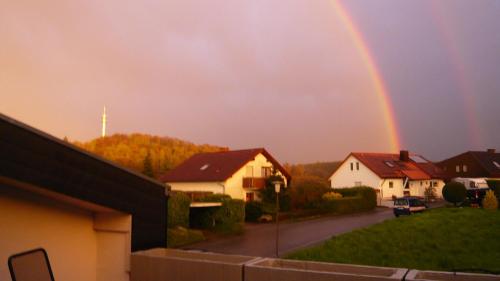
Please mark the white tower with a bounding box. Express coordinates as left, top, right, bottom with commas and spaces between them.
101, 106, 107, 137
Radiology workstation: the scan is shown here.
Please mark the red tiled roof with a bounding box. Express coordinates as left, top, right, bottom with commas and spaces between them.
159, 148, 291, 183
337, 152, 444, 180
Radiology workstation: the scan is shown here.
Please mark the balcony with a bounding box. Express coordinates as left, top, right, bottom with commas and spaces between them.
242, 177, 266, 189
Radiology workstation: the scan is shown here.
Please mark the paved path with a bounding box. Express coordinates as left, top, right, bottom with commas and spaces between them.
184, 208, 394, 257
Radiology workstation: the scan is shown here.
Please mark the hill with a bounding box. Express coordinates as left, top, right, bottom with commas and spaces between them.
285, 161, 341, 185
74, 133, 227, 179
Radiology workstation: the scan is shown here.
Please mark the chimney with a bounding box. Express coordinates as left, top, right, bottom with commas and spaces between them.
400, 150, 410, 161
487, 149, 496, 154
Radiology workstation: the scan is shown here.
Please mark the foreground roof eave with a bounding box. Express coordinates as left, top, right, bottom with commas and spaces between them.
0, 112, 166, 188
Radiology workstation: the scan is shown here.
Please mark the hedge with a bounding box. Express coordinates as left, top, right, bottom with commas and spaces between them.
319, 186, 377, 214
245, 201, 264, 222
168, 192, 191, 228
190, 194, 245, 234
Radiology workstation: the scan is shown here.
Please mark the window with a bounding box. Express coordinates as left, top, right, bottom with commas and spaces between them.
385, 161, 395, 168
420, 181, 423, 186
355, 181, 362, 186
463, 165, 468, 172
456, 165, 460, 173
494, 161, 500, 169
350, 163, 354, 171
200, 164, 209, 170
261, 167, 272, 177
389, 181, 394, 188
356, 162, 360, 170
246, 166, 254, 177
246, 192, 254, 202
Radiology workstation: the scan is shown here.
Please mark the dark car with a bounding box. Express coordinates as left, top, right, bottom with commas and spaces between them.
393, 196, 427, 217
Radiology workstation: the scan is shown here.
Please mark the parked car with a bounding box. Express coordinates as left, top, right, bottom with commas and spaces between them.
393, 196, 427, 217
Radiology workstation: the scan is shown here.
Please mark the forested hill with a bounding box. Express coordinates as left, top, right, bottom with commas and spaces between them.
73, 133, 227, 179
285, 161, 342, 186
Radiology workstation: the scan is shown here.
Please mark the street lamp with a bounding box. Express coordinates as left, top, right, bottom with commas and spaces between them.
273, 180, 285, 257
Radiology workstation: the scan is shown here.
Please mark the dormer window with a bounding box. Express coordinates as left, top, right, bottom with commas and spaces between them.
494, 161, 500, 169
385, 161, 395, 168
200, 164, 209, 170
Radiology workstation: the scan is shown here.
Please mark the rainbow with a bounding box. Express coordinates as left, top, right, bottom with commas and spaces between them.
330, 0, 401, 152
428, 2, 483, 148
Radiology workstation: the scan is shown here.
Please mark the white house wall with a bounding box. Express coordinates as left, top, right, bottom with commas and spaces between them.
380, 178, 405, 199
226, 153, 286, 201
329, 155, 382, 189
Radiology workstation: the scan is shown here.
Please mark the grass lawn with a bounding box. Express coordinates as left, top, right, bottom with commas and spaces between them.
286, 208, 500, 273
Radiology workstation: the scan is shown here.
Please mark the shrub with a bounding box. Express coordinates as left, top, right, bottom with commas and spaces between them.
168, 192, 191, 228
322, 191, 343, 201
442, 182, 467, 206
482, 190, 499, 210
424, 186, 437, 202
289, 175, 331, 209
245, 201, 264, 222
167, 226, 205, 248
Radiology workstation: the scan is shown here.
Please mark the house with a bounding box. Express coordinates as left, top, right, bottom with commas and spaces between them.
329, 150, 447, 205
0, 113, 168, 281
159, 148, 291, 202
437, 149, 500, 180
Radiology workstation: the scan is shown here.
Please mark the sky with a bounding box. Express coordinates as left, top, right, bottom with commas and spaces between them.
1, 0, 499, 163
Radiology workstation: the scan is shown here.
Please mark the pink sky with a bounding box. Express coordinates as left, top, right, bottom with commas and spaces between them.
1, 0, 499, 163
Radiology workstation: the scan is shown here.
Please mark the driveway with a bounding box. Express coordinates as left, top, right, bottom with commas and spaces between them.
184, 208, 394, 257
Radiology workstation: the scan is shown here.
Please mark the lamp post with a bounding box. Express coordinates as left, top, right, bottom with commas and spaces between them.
273, 181, 284, 257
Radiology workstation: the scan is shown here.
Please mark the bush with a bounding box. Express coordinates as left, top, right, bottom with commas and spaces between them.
424, 186, 437, 202
322, 191, 343, 201
442, 182, 467, 206
167, 227, 205, 248
289, 175, 331, 209
190, 195, 245, 234
319, 186, 377, 214
245, 201, 264, 222
483, 190, 499, 210
168, 192, 191, 228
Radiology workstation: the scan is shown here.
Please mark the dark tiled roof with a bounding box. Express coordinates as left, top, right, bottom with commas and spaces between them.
335, 152, 445, 180
159, 148, 291, 183
469, 151, 500, 177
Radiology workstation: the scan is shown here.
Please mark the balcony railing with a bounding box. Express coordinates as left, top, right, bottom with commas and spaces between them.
242, 177, 266, 189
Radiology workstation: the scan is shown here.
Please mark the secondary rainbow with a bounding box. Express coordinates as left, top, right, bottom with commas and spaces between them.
428, 2, 483, 147
330, 0, 401, 152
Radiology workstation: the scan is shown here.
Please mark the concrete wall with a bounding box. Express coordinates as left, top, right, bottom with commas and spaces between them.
0, 184, 131, 281
130, 248, 258, 281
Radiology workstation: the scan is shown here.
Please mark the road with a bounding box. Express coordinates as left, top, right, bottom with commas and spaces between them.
184, 208, 394, 257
